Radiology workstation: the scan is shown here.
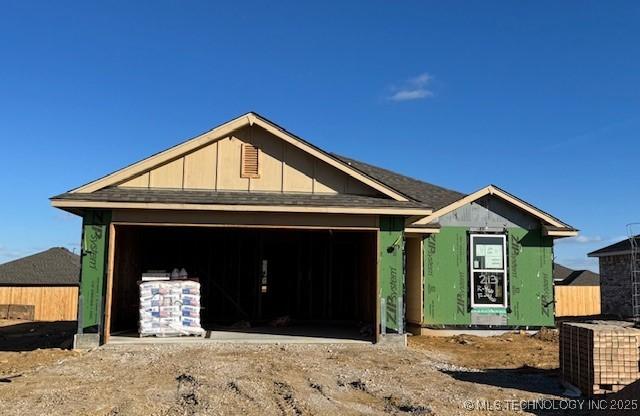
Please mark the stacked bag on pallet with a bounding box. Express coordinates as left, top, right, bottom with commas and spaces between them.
139, 280, 205, 337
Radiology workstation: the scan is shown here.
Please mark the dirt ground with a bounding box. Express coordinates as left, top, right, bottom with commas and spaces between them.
0, 320, 571, 415
0, 343, 566, 416
408, 329, 559, 370
2, 321, 636, 415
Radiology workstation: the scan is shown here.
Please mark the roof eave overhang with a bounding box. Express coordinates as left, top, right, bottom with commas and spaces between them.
542, 226, 578, 238
405, 226, 441, 236
50, 199, 433, 217
588, 250, 632, 258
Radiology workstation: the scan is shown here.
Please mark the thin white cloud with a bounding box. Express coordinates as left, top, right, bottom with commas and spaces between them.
557, 235, 602, 244
556, 257, 599, 272
390, 89, 433, 101
557, 234, 631, 246
388, 72, 434, 102
0, 246, 29, 263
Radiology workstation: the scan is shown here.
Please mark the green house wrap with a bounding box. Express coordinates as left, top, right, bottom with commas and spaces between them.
379, 216, 405, 332
79, 210, 111, 333
423, 226, 554, 327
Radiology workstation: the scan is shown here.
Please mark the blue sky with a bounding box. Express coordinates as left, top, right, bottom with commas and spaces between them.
0, 1, 638, 271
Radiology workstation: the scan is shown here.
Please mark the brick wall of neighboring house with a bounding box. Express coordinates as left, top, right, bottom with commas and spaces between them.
599, 254, 633, 317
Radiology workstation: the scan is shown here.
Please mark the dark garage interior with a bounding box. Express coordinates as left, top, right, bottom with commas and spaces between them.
109, 225, 377, 340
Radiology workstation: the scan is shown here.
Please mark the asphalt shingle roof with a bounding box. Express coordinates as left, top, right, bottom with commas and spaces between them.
588, 235, 640, 257
332, 154, 466, 209
52, 188, 428, 209
553, 263, 600, 286
0, 248, 80, 285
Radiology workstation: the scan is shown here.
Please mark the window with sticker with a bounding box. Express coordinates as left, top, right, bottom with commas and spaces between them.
470, 234, 508, 308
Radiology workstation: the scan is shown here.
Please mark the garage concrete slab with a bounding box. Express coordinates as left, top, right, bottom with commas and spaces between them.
107, 326, 371, 345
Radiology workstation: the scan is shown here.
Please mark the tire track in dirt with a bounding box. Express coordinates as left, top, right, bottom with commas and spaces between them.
226, 380, 255, 402
274, 381, 304, 415
174, 373, 203, 416
342, 377, 431, 415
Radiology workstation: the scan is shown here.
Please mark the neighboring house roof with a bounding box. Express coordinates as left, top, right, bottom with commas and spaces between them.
553, 263, 600, 286
332, 154, 465, 210
0, 248, 80, 286
553, 263, 575, 281
588, 235, 640, 257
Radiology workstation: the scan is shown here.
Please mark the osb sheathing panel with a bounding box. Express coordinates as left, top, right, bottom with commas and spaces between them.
379, 216, 404, 332
405, 237, 423, 324
117, 124, 379, 196
79, 210, 111, 331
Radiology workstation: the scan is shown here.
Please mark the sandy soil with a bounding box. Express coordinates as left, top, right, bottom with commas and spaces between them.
408, 329, 559, 370
1, 322, 611, 415
0, 342, 566, 416
0, 320, 566, 416
0, 319, 79, 379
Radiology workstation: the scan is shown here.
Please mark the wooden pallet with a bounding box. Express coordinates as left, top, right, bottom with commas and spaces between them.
139, 332, 206, 338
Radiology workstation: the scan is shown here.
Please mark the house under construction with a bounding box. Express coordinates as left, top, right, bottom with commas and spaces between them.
51, 112, 578, 346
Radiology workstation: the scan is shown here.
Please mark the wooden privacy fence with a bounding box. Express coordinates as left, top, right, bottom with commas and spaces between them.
555, 286, 601, 317
0, 286, 78, 321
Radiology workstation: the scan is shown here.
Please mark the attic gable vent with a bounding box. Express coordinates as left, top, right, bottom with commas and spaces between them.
241, 143, 260, 178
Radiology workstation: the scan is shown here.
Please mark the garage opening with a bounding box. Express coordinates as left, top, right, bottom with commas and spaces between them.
108, 225, 377, 342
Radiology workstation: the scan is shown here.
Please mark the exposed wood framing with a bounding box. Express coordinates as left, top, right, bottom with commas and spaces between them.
375, 228, 380, 343
405, 237, 423, 325
404, 227, 440, 235
543, 227, 579, 237
103, 223, 116, 344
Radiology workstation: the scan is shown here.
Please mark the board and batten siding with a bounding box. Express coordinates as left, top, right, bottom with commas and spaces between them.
117, 124, 377, 196
0, 286, 78, 321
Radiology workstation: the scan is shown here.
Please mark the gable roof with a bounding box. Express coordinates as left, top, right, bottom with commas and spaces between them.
588, 235, 640, 257
332, 154, 465, 210
553, 263, 600, 286
50, 112, 576, 230
411, 184, 577, 235
66, 112, 409, 202
0, 248, 80, 286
